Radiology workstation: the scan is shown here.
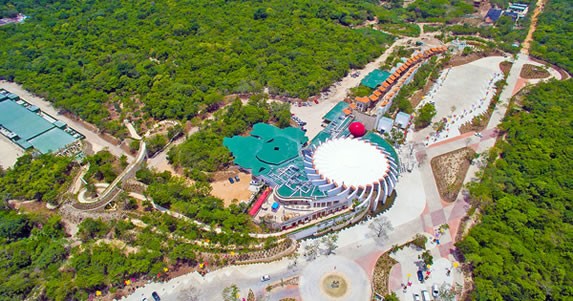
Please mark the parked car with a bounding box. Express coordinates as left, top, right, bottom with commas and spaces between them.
261, 275, 271, 282
421, 290, 431, 301
432, 284, 439, 298
234, 175, 240, 182
417, 270, 424, 283
228, 177, 235, 184
151, 292, 161, 301
413, 293, 421, 301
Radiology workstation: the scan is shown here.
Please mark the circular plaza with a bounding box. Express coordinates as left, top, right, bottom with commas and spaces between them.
300, 255, 371, 301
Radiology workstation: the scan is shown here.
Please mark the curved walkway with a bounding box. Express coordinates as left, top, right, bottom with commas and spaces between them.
72, 141, 146, 211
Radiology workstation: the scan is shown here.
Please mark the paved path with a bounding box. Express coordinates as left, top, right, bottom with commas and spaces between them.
73, 141, 146, 211
124, 120, 142, 140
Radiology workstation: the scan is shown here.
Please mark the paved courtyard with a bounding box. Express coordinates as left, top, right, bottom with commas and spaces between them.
299, 255, 371, 301
417, 56, 507, 145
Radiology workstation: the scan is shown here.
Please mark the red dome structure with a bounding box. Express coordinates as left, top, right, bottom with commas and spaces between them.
348, 122, 366, 137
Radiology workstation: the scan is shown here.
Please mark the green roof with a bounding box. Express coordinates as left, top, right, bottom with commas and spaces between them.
29, 127, 77, 154
0, 100, 54, 140
361, 69, 391, 89
323, 102, 349, 122
223, 123, 308, 176
0, 99, 78, 154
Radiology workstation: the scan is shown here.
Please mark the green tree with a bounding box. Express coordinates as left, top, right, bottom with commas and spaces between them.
222, 284, 240, 301
415, 103, 436, 129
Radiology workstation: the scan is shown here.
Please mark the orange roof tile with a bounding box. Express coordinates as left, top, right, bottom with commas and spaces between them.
382, 82, 390, 88
373, 90, 382, 97
369, 95, 379, 102
349, 103, 357, 109
343, 108, 352, 115
356, 97, 370, 104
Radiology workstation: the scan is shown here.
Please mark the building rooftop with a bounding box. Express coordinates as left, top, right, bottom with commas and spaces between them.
223, 123, 308, 176
312, 137, 390, 189
361, 69, 391, 89
322, 101, 349, 122
485, 8, 503, 22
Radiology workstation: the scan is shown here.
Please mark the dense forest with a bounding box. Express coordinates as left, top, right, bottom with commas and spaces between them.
457, 79, 573, 299
531, 0, 573, 72
0, 0, 393, 133
0, 203, 255, 300
0, 154, 74, 204
457, 1, 573, 299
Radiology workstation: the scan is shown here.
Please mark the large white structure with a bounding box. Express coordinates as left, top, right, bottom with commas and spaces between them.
302, 137, 399, 211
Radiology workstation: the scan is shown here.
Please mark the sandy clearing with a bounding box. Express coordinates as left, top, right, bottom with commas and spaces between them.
210, 171, 253, 206
0, 133, 24, 168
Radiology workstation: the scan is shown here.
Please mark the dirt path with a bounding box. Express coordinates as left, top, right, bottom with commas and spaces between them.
521, 0, 547, 55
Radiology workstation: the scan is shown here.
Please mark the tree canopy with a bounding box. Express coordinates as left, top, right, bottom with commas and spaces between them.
531, 0, 573, 73
457, 79, 573, 300
0, 154, 74, 204
0, 0, 393, 135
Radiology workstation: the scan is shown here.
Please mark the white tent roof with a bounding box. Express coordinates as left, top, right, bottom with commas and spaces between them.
377, 117, 394, 133
395, 112, 411, 129
312, 138, 390, 188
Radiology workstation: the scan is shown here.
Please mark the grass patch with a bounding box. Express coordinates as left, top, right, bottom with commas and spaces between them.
520, 64, 551, 79
499, 61, 513, 76
431, 147, 475, 202
379, 23, 420, 37
372, 252, 398, 296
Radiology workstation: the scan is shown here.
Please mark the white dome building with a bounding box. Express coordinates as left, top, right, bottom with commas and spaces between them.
302, 137, 399, 211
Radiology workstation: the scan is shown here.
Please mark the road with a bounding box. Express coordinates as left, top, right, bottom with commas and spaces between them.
129, 58, 537, 301
0, 80, 130, 161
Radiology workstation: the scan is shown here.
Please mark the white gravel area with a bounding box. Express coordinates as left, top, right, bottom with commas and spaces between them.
417, 56, 507, 145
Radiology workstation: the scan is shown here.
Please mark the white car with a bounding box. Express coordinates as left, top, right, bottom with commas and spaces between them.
413, 293, 421, 301
432, 284, 439, 298
261, 275, 271, 282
